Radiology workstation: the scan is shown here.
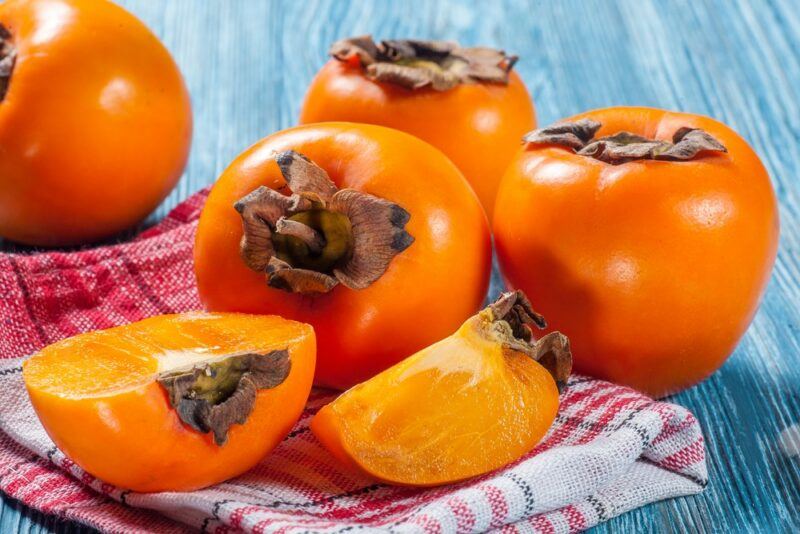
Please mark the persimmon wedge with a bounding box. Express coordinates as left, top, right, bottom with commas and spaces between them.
311, 291, 571, 486
23, 313, 315, 493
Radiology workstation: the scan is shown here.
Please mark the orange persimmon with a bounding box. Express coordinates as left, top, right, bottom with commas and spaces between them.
311, 291, 571, 486
23, 313, 315, 492
195, 122, 492, 390
494, 107, 779, 397
299, 36, 535, 220
0, 0, 192, 246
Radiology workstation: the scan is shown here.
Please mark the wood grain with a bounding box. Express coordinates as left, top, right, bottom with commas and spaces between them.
2, 0, 799, 532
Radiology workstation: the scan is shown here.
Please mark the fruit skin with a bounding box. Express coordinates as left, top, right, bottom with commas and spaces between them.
299, 59, 536, 220
194, 122, 492, 390
494, 106, 779, 398
23, 313, 315, 493
0, 0, 192, 246
311, 303, 560, 487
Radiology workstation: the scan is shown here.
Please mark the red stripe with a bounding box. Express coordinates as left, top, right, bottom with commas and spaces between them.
574, 394, 647, 445
530, 514, 556, 534
16, 473, 76, 508
561, 504, 588, 532
37, 484, 98, 513
3, 463, 52, 496
651, 410, 696, 446
412, 513, 443, 534
228, 505, 265, 529
447, 496, 477, 532
482, 483, 510, 529
539, 387, 628, 451
658, 436, 705, 471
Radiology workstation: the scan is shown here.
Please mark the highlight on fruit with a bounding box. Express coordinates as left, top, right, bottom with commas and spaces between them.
311, 290, 571, 487
22, 313, 316, 492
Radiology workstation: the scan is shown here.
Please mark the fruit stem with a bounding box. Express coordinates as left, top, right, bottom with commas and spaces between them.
484, 290, 573, 392
235, 150, 413, 294
276, 217, 326, 255
523, 119, 727, 165
158, 350, 291, 446
329, 35, 517, 91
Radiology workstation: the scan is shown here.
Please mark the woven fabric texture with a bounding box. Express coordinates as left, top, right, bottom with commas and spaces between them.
0, 191, 707, 533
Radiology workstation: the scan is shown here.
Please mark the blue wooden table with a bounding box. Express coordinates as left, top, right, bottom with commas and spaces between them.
2, 0, 799, 532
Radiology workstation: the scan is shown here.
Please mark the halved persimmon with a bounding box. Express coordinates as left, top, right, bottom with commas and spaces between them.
311, 291, 571, 486
23, 313, 315, 492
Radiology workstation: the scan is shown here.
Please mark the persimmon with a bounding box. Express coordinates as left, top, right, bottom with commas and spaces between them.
299, 36, 536, 220
0, 0, 192, 246
23, 313, 315, 492
494, 107, 779, 397
311, 291, 571, 486
195, 122, 491, 390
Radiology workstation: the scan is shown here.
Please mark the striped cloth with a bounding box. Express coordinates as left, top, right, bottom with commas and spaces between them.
0, 190, 707, 533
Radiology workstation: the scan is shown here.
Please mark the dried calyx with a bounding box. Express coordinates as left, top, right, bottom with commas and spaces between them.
0, 24, 16, 102
158, 350, 290, 445
485, 290, 572, 392
330, 35, 517, 91
523, 118, 727, 165
235, 150, 414, 294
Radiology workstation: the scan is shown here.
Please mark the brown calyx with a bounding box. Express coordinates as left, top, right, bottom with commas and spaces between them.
330, 35, 517, 91
487, 290, 572, 392
235, 150, 414, 294
523, 118, 728, 165
0, 24, 16, 102
158, 350, 290, 446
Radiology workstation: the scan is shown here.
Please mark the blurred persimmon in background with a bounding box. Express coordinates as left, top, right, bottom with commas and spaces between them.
0, 0, 192, 246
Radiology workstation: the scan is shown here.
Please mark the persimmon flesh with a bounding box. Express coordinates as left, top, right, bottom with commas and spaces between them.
311, 291, 571, 486
23, 313, 315, 492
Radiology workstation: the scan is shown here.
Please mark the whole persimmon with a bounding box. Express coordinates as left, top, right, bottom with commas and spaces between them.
494, 107, 779, 398
194, 122, 492, 390
0, 0, 192, 246
299, 36, 536, 220
24, 313, 315, 492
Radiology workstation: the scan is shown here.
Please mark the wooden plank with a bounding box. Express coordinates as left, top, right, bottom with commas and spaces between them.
1, 0, 798, 532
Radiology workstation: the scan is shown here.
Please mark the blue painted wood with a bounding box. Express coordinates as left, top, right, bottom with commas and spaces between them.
2, 0, 799, 532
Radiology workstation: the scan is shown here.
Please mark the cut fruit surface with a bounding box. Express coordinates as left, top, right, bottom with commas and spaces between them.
311, 291, 570, 486
23, 313, 315, 492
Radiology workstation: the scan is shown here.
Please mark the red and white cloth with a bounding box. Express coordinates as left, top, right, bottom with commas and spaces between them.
0, 190, 707, 533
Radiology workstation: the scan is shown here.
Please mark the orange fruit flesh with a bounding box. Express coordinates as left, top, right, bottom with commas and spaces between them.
23, 313, 316, 492
311, 317, 559, 486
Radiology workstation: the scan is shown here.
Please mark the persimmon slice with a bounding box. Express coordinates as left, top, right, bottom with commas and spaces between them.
23, 313, 315, 492
311, 291, 571, 486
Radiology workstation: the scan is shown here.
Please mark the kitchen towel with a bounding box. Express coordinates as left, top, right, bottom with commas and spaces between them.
0, 189, 707, 533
